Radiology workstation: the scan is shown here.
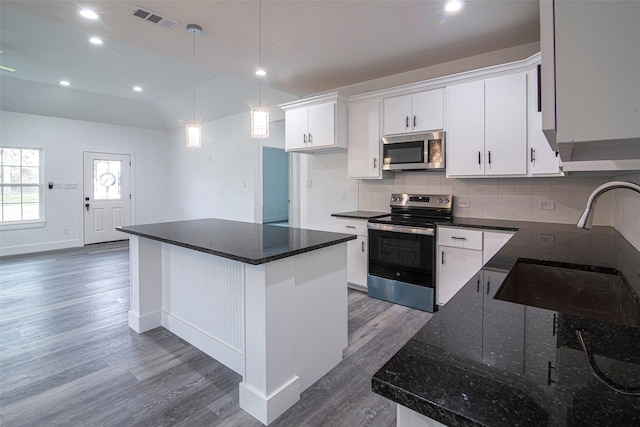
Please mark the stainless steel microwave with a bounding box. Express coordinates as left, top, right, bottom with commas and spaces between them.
382, 131, 445, 171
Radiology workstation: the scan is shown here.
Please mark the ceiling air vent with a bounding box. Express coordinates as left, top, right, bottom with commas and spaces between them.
129, 6, 179, 30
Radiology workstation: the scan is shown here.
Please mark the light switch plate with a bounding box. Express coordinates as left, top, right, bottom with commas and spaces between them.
539, 201, 555, 210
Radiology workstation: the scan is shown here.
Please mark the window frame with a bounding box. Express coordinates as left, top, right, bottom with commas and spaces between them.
0, 146, 45, 228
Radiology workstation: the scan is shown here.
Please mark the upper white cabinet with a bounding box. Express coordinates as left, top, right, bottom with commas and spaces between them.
447, 73, 528, 177
347, 98, 383, 179
541, 0, 640, 165
383, 88, 444, 136
280, 92, 347, 153
527, 67, 562, 176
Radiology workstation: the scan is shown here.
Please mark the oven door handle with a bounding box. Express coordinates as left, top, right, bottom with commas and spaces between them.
367, 222, 435, 236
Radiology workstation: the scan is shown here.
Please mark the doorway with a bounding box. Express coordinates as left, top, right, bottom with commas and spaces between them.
262, 147, 289, 225
83, 152, 131, 245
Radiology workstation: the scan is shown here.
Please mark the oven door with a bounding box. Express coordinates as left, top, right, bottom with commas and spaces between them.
367, 224, 436, 312
368, 226, 435, 287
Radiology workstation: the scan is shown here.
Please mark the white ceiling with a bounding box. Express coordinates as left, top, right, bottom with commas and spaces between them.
0, 0, 540, 130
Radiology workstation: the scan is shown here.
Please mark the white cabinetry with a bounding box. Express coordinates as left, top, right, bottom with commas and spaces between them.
437, 227, 483, 306
542, 0, 640, 165
347, 98, 383, 179
334, 217, 368, 290
527, 67, 562, 176
383, 89, 443, 136
280, 92, 347, 153
437, 227, 514, 306
447, 73, 528, 177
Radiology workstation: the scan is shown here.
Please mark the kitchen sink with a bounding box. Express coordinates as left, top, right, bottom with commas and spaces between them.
495, 259, 640, 327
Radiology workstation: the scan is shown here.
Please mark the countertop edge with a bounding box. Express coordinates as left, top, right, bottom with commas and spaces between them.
117, 227, 356, 265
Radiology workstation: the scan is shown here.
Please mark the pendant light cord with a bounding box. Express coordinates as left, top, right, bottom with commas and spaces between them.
258, 0, 263, 108
192, 29, 196, 124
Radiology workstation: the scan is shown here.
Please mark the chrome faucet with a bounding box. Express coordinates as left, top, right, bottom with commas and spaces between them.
577, 181, 640, 229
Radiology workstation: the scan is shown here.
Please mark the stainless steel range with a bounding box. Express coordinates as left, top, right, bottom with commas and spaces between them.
367, 193, 453, 312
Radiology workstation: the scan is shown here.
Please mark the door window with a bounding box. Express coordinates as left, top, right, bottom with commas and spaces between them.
93, 160, 121, 200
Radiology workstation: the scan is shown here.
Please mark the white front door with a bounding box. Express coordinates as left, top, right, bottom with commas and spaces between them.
83, 152, 131, 245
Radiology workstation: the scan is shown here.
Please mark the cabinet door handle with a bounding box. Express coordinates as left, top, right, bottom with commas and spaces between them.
308, 133, 313, 145
441, 251, 445, 264
361, 241, 365, 253
451, 236, 466, 240
530, 148, 536, 162
345, 225, 356, 229
486, 279, 490, 295
477, 277, 480, 293
373, 157, 377, 169
478, 151, 481, 165
405, 116, 409, 129
413, 115, 417, 128
304, 134, 307, 144
547, 361, 556, 385
488, 150, 492, 165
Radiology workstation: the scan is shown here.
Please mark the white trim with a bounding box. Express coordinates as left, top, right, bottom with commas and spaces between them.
0, 220, 46, 230
279, 91, 347, 111
349, 52, 541, 102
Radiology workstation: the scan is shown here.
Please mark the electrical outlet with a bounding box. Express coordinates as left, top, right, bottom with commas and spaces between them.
63, 228, 69, 235
538, 233, 555, 244
539, 201, 555, 210
457, 199, 470, 208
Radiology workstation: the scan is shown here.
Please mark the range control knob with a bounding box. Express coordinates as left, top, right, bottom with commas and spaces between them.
437, 198, 443, 203
444, 198, 450, 203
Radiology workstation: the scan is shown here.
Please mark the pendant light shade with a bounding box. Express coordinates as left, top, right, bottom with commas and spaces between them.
186, 124, 202, 148
251, 107, 269, 138
186, 24, 202, 148
251, 0, 269, 139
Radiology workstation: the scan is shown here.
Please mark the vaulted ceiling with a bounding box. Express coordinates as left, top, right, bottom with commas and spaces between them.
0, 1, 540, 130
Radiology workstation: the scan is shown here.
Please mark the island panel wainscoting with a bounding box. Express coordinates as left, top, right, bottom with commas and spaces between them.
117, 219, 356, 425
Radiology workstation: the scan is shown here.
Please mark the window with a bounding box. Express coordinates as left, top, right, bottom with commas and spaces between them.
1, 147, 43, 223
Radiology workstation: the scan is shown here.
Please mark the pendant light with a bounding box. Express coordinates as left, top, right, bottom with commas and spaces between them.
186, 24, 202, 148
251, 0, 269, 139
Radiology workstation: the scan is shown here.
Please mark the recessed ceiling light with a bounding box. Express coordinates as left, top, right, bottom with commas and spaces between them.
89, 37, 103, 45
255, 68, 267, 77
59, 80, 70, 86
79, 9, 99, 20
444, 0, 463, 13
133, 86, 143, 92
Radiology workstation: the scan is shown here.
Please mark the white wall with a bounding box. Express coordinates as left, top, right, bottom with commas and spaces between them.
167, 112, 262, 223
0, 110, 170, 256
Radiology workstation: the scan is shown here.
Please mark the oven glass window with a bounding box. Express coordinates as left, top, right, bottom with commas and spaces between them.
377, 237, 422, 269
384, 141, 424, 164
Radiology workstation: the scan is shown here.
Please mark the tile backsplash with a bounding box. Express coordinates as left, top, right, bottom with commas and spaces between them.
613, 173, 640, 251
358, 173, 615, 226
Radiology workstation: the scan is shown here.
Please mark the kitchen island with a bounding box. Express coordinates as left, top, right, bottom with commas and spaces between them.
117, 219, 355, 425
373, 219, 640, 426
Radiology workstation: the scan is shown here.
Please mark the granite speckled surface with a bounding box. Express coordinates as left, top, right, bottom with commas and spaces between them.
373, 219, 640, 426
117, 218, 356, 265
331, 210, 389, 220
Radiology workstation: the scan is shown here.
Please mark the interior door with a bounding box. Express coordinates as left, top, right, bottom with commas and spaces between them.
83, 152, 131, 245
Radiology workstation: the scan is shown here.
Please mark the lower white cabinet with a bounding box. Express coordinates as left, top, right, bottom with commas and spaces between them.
437, 227, 483, 306
334, 217, 368, 290
437, 227, 514, 306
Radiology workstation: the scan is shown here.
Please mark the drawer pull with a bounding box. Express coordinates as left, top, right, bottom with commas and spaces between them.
451, 236, 467, 240
345, 225, 356, 229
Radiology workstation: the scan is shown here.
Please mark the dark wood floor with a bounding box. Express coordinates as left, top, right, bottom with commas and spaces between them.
0, 242, 432, 426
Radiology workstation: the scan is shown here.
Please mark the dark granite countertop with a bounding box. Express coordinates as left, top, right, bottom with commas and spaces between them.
117, 219, 356, 265
373, 219, 640, 426
331, 211, 389, 220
